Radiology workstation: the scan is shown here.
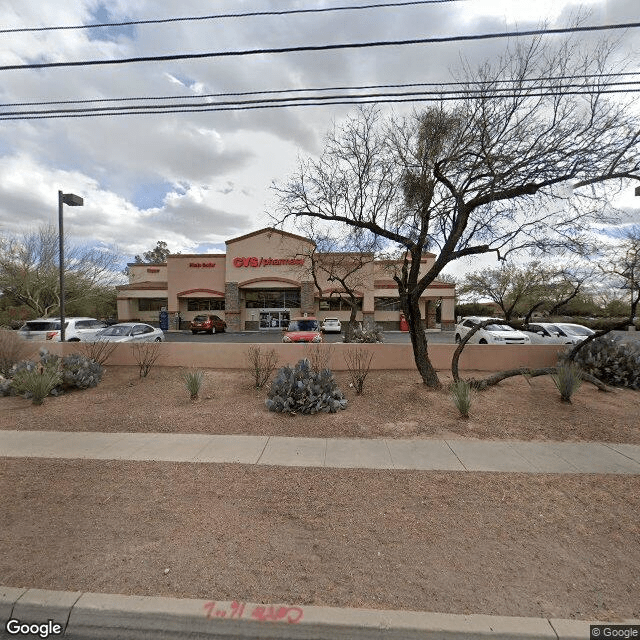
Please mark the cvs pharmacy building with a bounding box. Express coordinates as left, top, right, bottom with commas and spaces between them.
117, 228, 456, 331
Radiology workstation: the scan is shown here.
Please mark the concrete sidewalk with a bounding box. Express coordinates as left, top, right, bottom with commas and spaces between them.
1, 430, 640, 473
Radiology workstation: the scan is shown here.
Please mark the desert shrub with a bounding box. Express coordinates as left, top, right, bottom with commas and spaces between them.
565, 336, 640, 389
343, 347, 374, 394
78, 339, 117, 366
305, 343, 334, 373
552, 362, 583, 403
59, 353, 104, 391
131, 342, 161, 378
450, 379, 472, 418
183, 369, 204, 400
12, 360, 62, 405
246, 345, 279, 389
266, 358, 347, 414
344, 323, 384, 343
0, 328, 34, 377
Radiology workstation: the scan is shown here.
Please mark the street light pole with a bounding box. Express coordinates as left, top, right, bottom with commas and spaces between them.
58, 191, 83, 342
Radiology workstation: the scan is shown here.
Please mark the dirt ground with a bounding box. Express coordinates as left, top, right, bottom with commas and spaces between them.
1, 366, 639, 622
1, 459, 638, 622
1, 365, 639, 442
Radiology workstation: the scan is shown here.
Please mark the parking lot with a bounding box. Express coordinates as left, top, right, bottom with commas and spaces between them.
164, 329, 456, 343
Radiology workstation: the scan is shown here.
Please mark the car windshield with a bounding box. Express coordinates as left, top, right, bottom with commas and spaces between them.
485, 323, 514, 332
288, 320, 318, 331
559, 325, 594, 336
101, 326, 132, 336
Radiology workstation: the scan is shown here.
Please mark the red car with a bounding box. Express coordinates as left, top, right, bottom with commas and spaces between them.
282, 317, 322, 343
190, 314, 226, 334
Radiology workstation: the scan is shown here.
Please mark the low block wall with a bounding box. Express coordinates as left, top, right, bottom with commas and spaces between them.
45, 342, 567, 372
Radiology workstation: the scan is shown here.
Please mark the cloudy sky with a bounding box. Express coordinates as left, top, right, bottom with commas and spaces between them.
0, 0, 638, 275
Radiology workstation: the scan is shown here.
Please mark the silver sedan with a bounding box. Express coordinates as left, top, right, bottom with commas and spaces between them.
95, 322, 164, 342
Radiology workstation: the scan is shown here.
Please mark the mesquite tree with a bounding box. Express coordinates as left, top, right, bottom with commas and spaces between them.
274, 37, 640, 388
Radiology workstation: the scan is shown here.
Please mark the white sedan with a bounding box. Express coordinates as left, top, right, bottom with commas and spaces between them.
321, 318, 342, 333
454, 317, 531, 344
95, 323, 164, 342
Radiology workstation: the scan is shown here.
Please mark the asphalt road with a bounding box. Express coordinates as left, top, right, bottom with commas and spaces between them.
164, 329, 639, 344
164, 330, 455, 344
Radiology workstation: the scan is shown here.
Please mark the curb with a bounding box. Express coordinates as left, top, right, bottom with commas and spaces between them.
3, 587, 638, 640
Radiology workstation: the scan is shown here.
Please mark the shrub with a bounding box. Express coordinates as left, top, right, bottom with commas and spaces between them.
78, 338, 117, 366
183, 369, 205, 400
344, 323, 384, 343
60, 353, 104, 391
12, 361, 62, 405
450, 379, 472, 418
343, 347, 374, 394
552, 362, 583, 403
266, 358, 347, 414
0, 328, 34, 377
305, 343, 333, 373
566, 336, 640, 389
131, 342, 161, 378
246, 345, 279, 389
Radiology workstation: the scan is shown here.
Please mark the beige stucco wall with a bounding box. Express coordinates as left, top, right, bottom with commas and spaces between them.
48, 342, 564, 372
127, 264, 167, 283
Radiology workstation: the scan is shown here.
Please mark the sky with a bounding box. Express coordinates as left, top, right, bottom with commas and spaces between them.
0, 0, 638, 278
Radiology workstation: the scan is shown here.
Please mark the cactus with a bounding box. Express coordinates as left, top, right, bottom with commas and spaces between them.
266, 358, 348, 414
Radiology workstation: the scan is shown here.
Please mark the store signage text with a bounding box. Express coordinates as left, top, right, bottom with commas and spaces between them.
189, 262, 216, 268
146, 268, 160, 273
233, 256, 305, 268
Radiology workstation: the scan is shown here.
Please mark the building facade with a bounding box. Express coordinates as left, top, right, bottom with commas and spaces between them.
117, 228, 456, 331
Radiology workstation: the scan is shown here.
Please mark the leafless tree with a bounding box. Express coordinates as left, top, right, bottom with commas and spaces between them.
274, 36, 640, 388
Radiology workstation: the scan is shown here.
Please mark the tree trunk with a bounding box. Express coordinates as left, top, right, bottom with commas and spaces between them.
344, 302, 359, 343
405, 297, 441, 388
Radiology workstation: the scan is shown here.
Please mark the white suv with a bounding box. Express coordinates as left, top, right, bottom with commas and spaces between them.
17, 317, 108, 342
454, 316, 531, 345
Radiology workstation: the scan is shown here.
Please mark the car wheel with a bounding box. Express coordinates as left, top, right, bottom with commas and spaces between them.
210, 327, 216, 334
192, 331, 197, 334
479, 339, 488, 344
67, 338, 80, 342
154, 337, 162, 342
455, 334, 461, 343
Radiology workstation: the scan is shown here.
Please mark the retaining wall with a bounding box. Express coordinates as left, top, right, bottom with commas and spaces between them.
44, 342, 566, 372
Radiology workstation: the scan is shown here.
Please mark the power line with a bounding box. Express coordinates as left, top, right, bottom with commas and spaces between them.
0, 1, 465, 34
2, 72, 638, 108
2, 85, 638, 120
2, 21, 639, 72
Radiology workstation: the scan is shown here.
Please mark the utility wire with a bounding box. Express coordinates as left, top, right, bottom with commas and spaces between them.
2, 85, 638, 120
2, 21, 639, 72
0, 1, 465, 34
2, 72, 638, 108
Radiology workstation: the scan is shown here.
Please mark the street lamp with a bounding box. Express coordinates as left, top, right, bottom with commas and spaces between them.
58, 190, 83, 342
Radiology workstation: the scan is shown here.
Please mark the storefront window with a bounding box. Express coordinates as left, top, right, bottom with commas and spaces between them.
374, 297, 402, 311
138, 298, 168, 311
245, 289, 301, 309
187, 298, 225, 311
319, 297, 362, 311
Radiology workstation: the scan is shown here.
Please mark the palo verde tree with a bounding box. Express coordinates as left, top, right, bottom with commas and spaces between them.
459, 262, 594, 322
602, 226, 640, 322
274, 36, 640, 388
0, 224, 121, 318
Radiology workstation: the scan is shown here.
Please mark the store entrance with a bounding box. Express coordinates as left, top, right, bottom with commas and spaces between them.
259, 310, 290, 330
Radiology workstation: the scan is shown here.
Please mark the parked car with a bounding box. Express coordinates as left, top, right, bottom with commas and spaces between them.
549, 322, 595, 344
523, 323, 575, 345
95, 323, 164, 342
321, 317, 342, 334
282, 317, 322, 343
454, 316, 531, 345
190, 314, 226, 335
17, 317, 108, 342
